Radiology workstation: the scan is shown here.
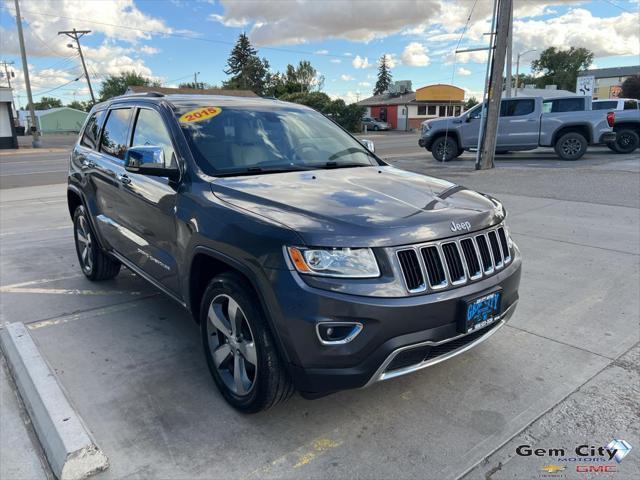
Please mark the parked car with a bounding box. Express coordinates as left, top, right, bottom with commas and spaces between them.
592, 98, 639, 111
68, 93, 521, 412
605, 109, 640, 154
361, 116, 390, 131
419, 97, 616, 161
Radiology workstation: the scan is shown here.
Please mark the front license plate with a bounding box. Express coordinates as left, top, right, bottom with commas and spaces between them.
465, 291, 502, 333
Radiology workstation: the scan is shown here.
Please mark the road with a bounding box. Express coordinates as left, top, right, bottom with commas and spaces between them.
1, 132, 639, 480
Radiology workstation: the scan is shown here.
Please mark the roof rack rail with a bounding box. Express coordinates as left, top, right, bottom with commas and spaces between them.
125, 91, 165, 97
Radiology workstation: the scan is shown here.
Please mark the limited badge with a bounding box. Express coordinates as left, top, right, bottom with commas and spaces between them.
179, 106, 222, 123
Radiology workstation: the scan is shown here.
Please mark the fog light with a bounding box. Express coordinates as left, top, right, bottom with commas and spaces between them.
316, 322, 363, 345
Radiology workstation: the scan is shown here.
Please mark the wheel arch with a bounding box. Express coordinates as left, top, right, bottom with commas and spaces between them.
613, 122, 640, 134
427, 130, 461, 151
552, 124, 591, 145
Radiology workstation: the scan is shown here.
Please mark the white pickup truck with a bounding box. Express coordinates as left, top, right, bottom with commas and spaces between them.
419, 96, 616, 161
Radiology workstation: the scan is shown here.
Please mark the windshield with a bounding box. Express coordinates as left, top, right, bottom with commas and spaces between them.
176, 104, 379, 176
592, 101, 617, 110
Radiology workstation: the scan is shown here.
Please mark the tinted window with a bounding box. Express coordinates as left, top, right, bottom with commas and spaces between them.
592, 101, 617, 110
468, 105, 482, 119
543, 98, 585, 113
131, 109, 175, 166
177, 105, 377, 176
80, 110, 106, 149
100, 108, 132, 160
417, 105, 426, 115
428, 105, 437, 115
623, 100, 638, 110
501, 99, 535, 117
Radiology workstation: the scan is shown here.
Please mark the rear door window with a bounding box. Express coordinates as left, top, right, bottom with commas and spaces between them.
592, 101, 617, 110
500, 99, 535, 117
100, 108, 132, 160
623, 100, 638, 110
80, 110, 106, 149
543, 98, 585, 113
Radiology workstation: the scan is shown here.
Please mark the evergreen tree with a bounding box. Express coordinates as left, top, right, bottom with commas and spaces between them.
223, 33, 270, 95
374, 55, 393, 95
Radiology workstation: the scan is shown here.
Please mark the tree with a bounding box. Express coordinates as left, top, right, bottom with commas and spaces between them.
374, 55, 393, 95
279, 91, 365, 132
464, 97, 479, 109
178, 81, 212, 90
223, 33, 270, 95
32, 96, 62, 110
98, 71, 160, 101
531, 47, 594, 91
67, 100, 92, 112
621, 75, 640, 100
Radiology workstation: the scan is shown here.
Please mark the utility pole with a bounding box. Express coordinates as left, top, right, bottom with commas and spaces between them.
194, 71, 200, 88
58, 28, 95, 104
477, 0, 512, 170
514, 48, 537, 97
14, 0, 40, 147
505, 3, 513, 98
0, 60, 17, 118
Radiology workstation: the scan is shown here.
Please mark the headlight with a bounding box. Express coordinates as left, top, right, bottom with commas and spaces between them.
287, 247, 380, 278
422, 123, 431, 134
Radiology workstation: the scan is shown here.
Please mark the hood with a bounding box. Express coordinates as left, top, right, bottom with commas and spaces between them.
211, 166, 503, 247
422, 116, 458, 128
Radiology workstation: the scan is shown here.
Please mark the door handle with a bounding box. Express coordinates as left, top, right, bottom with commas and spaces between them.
118, 174, 132, 185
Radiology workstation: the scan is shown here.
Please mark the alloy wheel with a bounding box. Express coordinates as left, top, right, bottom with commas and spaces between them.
76, 214, 93, 273
561, 138, 582, 156
206, 294, 258, 396
619, 133, 632, 147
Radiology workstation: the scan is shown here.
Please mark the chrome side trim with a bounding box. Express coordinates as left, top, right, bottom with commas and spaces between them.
363, 300, 518, 387
315, 321, 364, 345
110, 250, 186, 308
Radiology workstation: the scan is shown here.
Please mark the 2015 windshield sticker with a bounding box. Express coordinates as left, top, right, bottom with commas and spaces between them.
179, 107, 221, 123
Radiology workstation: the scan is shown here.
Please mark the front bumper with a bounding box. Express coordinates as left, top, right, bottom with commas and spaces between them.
265, 248, 521, 395
599, 132, 617, 144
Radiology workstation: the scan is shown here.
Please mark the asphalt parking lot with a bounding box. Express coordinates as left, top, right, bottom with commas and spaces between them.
1, 133, 639, 479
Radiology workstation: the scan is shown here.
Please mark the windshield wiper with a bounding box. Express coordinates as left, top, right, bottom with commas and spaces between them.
327, 147, 377, 162
320, 161, 371, 169
215, 165, 312, 177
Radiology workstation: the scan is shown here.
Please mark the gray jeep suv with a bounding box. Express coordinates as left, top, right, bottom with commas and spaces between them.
68, 93, 521, 412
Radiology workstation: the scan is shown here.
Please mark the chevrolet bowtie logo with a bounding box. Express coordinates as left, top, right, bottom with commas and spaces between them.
541, 465, 566, 473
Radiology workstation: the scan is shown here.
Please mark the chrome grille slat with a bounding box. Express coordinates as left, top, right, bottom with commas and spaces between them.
395, 225, 512, 294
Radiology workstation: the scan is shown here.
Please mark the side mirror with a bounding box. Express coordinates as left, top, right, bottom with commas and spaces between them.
360, 138, 375, 152
124, 146, 180, 180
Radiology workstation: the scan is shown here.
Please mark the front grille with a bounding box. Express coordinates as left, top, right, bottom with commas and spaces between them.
396, 225, 512, 293
385, 321, 501, 372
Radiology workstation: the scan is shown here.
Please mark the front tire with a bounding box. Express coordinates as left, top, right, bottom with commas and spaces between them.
613, 129, 639, 154
554, 132, 587, 160
431, 136, 459, 162
200, 273, 294, 413
73, 206, 120, 281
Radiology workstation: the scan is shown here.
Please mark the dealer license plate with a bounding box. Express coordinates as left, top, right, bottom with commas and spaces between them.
465, 291, 502, 333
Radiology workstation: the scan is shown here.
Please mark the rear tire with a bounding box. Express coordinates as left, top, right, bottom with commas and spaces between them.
554, 132, 587, 160
613, 129, 639, 154
373, 125, 379, 131
73, 205, 120, 281
200, 272, 294, 413
431, 136, 459, 162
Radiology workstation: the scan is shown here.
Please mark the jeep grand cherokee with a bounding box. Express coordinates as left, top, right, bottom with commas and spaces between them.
68, 93, 522, 412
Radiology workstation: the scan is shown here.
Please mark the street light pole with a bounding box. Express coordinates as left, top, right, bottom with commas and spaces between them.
14, 0, 41, 147
58, 29, 95, 104
505, 2, 513, 98
514, 48, 537, 97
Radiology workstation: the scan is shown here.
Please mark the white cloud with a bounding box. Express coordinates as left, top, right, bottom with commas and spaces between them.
382, 53, 400, 69
208, 13, 249, 27
328, 90, 362, 104
457, 67, 471, 76
340, 74, 355, 81
215, 0, 443, 45
330, 58, 342, 63
344, 52, 353, 57
358, 81, 371, 87
315, 49, 329, 55
402, 42, 430, 66
139, 45, 160, 55
352, 55, 373, 69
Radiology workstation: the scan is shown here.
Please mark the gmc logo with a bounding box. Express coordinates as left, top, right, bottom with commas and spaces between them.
576, 465, 617, 473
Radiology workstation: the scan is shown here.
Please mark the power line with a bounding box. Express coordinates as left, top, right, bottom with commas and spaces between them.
32, 76, 80, 96
600, 0, 635, 13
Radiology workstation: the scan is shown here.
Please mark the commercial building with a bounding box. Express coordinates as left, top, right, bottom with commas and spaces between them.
18, 107, 88, 135
357, 83, 466, 130
0, 86, 17, 148
577, 65, 639, 99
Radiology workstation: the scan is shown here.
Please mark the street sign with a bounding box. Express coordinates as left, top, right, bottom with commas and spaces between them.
576, 76, 595, 96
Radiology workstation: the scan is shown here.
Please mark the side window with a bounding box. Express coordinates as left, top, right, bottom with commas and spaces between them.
100, 108, 132, 160
501, 99, 535, 117
542, 101, 553, 114
623, 100, 638, 110
131, 109, 175, 166
417, 105, 426, 115
80, 110, 105, 149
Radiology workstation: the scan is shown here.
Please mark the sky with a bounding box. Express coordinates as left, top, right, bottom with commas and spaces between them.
0, 0, 638, 107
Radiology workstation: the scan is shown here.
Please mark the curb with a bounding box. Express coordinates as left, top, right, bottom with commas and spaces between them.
0, 322, 108, 480
0, 148, 69, 156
